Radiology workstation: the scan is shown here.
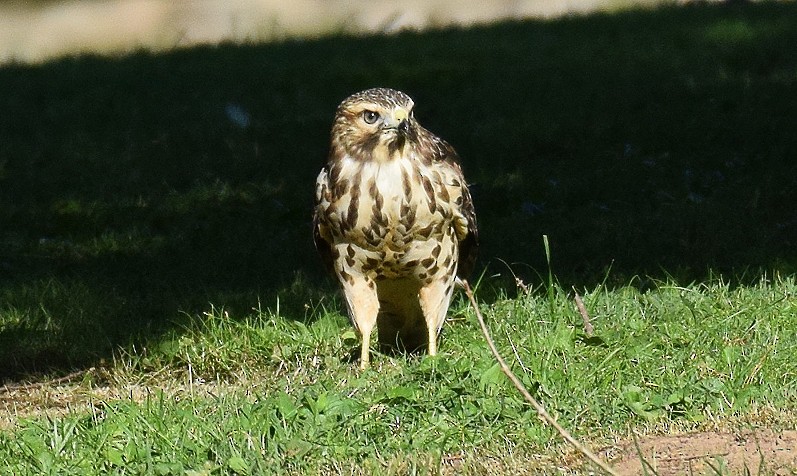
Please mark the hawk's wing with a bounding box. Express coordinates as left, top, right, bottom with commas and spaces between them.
432, 136, 479, 280
313, 166, 335, 275
456, 177, 479, 280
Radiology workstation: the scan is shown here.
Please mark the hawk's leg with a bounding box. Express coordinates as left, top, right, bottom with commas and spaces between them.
340, 275, 380, 369
418, 279, 455, 357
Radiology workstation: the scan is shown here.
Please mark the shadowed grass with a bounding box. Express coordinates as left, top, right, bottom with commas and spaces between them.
2, 2, 796, 377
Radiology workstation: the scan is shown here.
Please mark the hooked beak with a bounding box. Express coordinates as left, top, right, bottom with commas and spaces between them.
383, 107, 410, 134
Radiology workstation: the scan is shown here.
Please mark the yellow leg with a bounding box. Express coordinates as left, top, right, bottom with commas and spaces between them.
419, 281, 453, 357
427, 324, 438, 356
360, 330, 372, 369
340, 274, 379, 370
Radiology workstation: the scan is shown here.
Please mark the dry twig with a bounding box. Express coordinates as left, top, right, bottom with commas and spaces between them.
462, 280, 618, 476
573, 289, 594, 337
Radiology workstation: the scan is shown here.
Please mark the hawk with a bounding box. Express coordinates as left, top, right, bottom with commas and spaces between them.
313, 88, 478, 369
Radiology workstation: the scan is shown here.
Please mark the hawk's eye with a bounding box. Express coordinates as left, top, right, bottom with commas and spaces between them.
362, 110, 380, 125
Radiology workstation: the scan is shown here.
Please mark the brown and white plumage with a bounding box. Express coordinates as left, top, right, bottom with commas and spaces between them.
313, 88, 478, 368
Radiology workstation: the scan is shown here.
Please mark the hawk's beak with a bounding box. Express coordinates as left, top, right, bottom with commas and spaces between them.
384, 107, 410, 134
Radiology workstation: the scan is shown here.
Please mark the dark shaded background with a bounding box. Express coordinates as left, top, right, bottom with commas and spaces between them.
0, 2, 795, 380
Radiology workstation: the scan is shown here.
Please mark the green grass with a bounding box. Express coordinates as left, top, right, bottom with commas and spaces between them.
1, 1, 797, 473
2, 276, 796, 474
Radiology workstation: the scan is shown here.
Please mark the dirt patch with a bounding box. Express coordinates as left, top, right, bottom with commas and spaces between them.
610, 429, 797, 475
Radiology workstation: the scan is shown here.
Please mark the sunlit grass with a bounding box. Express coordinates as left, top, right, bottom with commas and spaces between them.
2, 274, 796, 474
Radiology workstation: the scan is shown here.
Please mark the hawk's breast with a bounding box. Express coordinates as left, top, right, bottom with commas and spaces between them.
319, 152, 464, 279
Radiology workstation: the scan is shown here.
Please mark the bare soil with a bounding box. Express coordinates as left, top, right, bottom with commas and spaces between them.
610, 429, 797, 476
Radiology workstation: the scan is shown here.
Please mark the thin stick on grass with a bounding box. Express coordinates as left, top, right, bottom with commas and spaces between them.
462, 280, 619, 476
573, 289, 594, 337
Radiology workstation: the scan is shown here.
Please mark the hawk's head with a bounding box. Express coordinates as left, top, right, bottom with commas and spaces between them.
330, 88, 418, 162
